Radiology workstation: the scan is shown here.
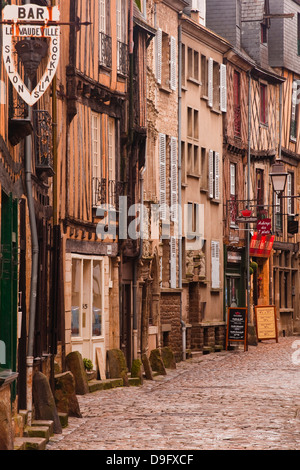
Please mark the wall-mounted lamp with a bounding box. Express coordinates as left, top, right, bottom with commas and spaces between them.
269, 161, 288, 197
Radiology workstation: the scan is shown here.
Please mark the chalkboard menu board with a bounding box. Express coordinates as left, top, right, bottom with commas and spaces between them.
226, 308, 248, 351
255, 306, 278, 342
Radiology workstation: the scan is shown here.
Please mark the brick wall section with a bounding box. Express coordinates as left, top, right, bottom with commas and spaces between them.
160, 291, 182, 361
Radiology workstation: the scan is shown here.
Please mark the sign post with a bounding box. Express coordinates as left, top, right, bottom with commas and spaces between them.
254, 306, 278, 343
2, 4, 60, 106
226, 308, 248, 352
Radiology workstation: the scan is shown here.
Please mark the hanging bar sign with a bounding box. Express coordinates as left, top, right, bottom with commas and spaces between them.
2, 4, 60, 106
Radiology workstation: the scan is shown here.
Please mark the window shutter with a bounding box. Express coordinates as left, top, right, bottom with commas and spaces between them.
170, 236, 177, 289
220, 63, 227, 112
214, 152, 220, 200
230, 163, 236, 196
99, 0, 106, 33
287, 173, 292, 215
291, 81, 297, 140
211, 241, 220, 289
156, 28, 162, 85
159, 133, 167, 220
208, 149, 214, 199
208, 58, 213, 108
170, 137, 177, 221
170, 36, 176, 91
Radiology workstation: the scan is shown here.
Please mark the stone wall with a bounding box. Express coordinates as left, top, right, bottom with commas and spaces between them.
160, 291, 182, 361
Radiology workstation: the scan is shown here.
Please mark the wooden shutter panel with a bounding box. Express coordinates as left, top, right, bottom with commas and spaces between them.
211, 241, 220, 289
170, 36, 176, 91
208, 58, 213, 108
170, 137, 177, 221
287, 173, 293, 215
99, 0, 106, 33
230, 163, 236, 196
208, 149, 214, 199
291, 81, 297, 140
214, 151, 220, 200
159, 133, 167, 220
220, 64, 227, 112
170, 236, 177, 289
156, 28, 162, 85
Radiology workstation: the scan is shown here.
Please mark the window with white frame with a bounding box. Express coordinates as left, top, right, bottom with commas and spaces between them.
211, 241, 220, 289
71, 256, 104, 339
92, 112, 102, 206
287, 172, 295, 216
159, 133, 167, 220
155, 28, 176, 91
208, 150, 220, 200
208, 58, 227, 112
290, 80, 299, 142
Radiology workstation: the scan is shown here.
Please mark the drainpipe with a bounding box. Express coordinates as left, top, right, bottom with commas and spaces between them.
178, 22, 186, 361
25, 98, 39, 427
24, 0, 39, 428
246, 70, 252, 330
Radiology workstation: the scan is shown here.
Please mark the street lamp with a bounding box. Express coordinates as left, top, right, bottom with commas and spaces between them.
269, 161, 288, 197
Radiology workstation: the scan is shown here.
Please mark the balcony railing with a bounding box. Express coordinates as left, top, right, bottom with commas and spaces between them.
99, 32, 112, 69
117, 41, 128, 76
93, 178, 126, 210
234, 105, 241, 138
33, 110, 54, 176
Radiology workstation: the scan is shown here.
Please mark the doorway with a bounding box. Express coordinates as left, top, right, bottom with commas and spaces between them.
71, 255, 105, 368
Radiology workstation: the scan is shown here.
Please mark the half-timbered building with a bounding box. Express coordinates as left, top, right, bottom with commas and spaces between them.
55, 0, 130, 372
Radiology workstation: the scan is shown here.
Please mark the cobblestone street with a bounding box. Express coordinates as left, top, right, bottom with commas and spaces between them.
47, 337, 300, 451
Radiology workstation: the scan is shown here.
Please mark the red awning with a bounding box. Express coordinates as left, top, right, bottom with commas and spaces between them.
250, 232, 275, 258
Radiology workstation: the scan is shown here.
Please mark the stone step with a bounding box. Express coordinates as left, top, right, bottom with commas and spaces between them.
31, 420, 54, 437
88, 378, 123, 393
14, 437, 47, 451
24, 425, 50, 443
190, 351, 203, 358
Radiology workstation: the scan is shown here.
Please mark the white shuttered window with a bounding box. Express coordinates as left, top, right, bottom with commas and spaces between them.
159, 133, 167, 220
170, 137, 178, 221
170, 236, 177, 289
209, 150, 220, 201
170, 36, 176, 91
208, 58, 213, 108
220, 64, 227, 112
211, 241, 220, 289
156, 28, 162, 85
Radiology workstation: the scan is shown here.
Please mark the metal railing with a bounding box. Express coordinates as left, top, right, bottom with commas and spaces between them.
92, 177, 126, 210
99, 32, 112, 69
117, 41, 128, 76
33, 110, 53, 174
234, 105, 241, 138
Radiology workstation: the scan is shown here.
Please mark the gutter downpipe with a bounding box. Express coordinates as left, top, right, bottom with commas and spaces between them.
178, 21, 186, 361
24, 0, 39, 429
246, 70, 251, 332
25, 94, 39, 427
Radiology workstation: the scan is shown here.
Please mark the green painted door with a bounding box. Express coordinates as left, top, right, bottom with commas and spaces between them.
0, 191, 18, 380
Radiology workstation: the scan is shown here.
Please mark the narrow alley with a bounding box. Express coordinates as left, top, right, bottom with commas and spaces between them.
46, 337, 300, 451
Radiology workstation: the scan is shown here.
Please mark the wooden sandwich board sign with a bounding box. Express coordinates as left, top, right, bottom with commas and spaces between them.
2, 4, 60, 106
226, 307, 248, 352
255, 306, 278, 343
